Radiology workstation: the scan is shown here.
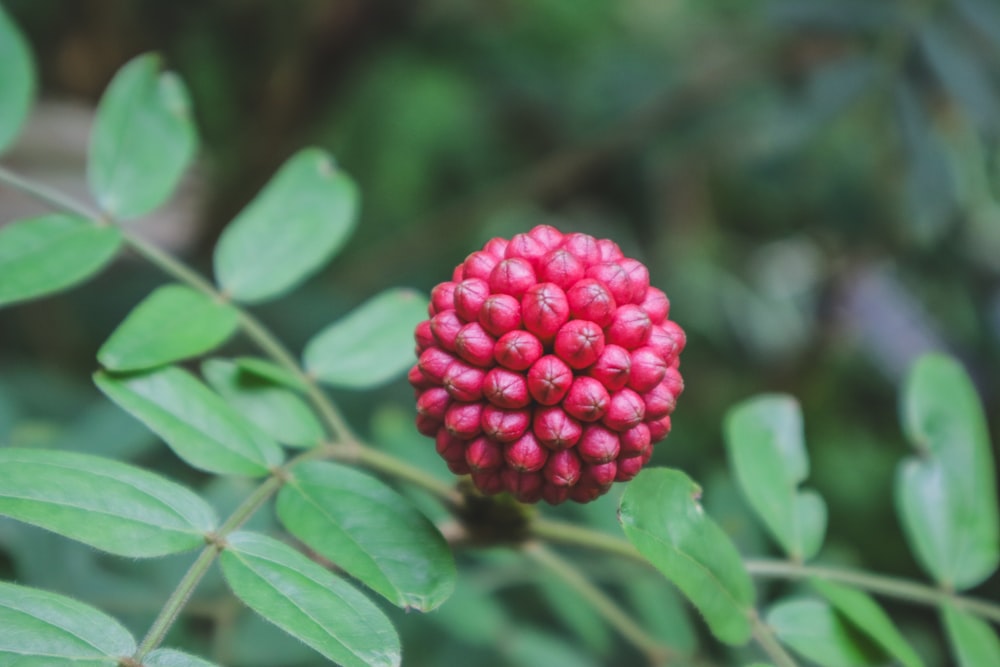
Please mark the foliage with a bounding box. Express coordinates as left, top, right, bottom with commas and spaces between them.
1, 2, 999, 666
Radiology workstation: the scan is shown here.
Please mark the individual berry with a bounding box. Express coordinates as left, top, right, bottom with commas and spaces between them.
466, 437, 504, 472
586, 262, 633, 305
588, 344, 632, 392
444, 402, 483, 440
483, 368, 530, 409
454, 278, 490, 322
479, 294, 521, 336
494, 330, 544, 371
566, 278, 616, 327
628, 346, 668, 393
413, 225, 685, 504
454, 322, 496, 367
489, 258, 536, 298
430, 310, 463, 351
481, 405, 531, 443
504, 432, 548, 473
639, 286, 669, 324
533, 406, 583, 450
554, 320, 605, 369
418, 347, 456, 384
538, 248, 585, 291
602, 388, 645, 432
521, 283, 570, 342
463, 251, 499, 281
430, 281, 457, 315
606, 304, 651, 350
442, 361, 486, 402
563, 376, 610, 422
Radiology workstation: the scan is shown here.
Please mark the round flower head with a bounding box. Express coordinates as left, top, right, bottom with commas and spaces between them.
410, 224, 685, 504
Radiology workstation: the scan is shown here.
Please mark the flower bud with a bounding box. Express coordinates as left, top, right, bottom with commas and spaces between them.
602, 388, 645, 432
538, 248, 585, 291
619, 422, 652, 458
471, 469, 505, 495
586, 262, 633, 305
430, 310, 463, 351
414, 320, 435, 353
532, 406, 583, 450
479, 294, 522, 336
606, 304, 651, 350
442, 361, 486, 402
483, 237, 509, 258
639, 286, 669, 324
528, 224, 564, 250
628, 346, 668, 393
619, 258, 650, 304
642, 378, 677, 420
444, 402, 483, 440
566, 278, 615, 328
489, 257, 536, 298
562, 232, 601, 266
418, 347, 457, 384
563, 376, 610, 422
463, 251, 499, 281
502, 469, 544, 503
454, 278, 490, 322
430, 281, 457, 315
416, 387, 451, 421
483, 367, 531, 409
596, 238, 624, 262
505, 232, 547, 269
408, 364, 434, 393
527, 355, 574, 405
494, 330, 544, 371
543, 448, 582, 487
577, 424, 620, 464
554, 319, 605, 369
588, 344, 631, 391
521, 282, 570, 342
435, 429, 467, 464
647, 415, 672, 441
454, 322, 496, 367
466, 436, 504, 472
505, 432, 548, 472
615, 455, 644, 482
481, 405, 531, 443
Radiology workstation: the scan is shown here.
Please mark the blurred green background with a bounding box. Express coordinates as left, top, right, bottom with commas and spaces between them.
1, 1, 999, 665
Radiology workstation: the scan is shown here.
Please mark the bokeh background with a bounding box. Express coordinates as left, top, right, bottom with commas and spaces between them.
1, 1, 999, 665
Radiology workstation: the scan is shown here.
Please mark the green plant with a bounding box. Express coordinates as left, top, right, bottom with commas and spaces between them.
1, 5, 998, 667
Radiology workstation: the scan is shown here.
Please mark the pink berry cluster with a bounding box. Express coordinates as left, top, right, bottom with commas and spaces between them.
409, 225, 685, 504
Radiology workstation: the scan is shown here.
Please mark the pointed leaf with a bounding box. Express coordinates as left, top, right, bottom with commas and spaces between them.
896, 354, 998, 589
618, 467, 754, 645
276, 460, 456, 610
0, 448, 216, 557
214, 148, 358, 303
203, 358, 323, 448
98, 284, 239, 371
95, 366, 284, 476
219, 531, 400, 667
145, 649, 221, 667
0, 214, 122, 307
942, 604, 1000, 667
812, 579, 924, 667
0, 581, 135, 664
0, 3, 35, 153
725, 394, 827, 560
304, 288, 429, 389
767, 598, 885, 666
88, 53, 197, 220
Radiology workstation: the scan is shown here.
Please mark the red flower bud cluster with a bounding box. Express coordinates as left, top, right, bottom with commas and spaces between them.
410, 225, 685, 504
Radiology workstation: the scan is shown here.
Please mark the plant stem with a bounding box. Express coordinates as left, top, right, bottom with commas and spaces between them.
523, 542, 673, 667
328, 443, 463, 506
749, 610, 799, 667
0, 165, 104, 220
745, 559, 1000, 624
530, 518, 646, 563
133, 544, 220, 660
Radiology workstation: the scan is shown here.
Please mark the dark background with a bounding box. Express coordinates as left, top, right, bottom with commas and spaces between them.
1, 1, 998, 665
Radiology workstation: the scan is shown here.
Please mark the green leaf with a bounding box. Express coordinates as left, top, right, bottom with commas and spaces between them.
202, 358, 324, 448
214, 148, 358, 303
767, 598, 885, 666
0, 215, 122, 308
618, 467, 754, 645
304, 288, 429, 389
145, 649, 221, 667
724, 394, 827, 561
0, 581, 135, 665
88, 53, 197, 220
896, 354, 998, 590
0, 447, 216, 557
811, 579, 924, 667
98, 284, 239, 371
95, 366, 284, 477
942, 604, 1000, 667
235, 356, 307, 392
0, 3, 35, 153
219, 531, 400, 667
276, 460, 456, 611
